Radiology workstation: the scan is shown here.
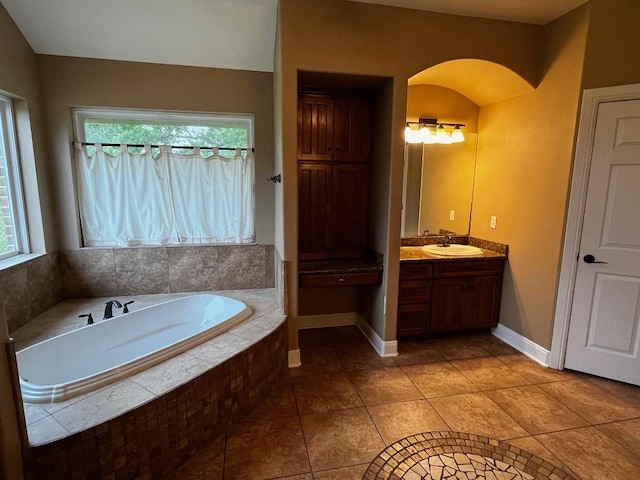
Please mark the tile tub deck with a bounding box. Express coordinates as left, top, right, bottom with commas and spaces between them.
11, 288, 287, 479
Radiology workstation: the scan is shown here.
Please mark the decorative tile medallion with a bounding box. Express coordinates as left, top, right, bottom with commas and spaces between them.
363, 431, 576, 480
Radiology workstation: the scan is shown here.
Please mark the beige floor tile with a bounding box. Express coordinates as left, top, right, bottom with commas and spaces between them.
450, 357, 531, 390
293, 373, 362, 414
128, 351, 212, 395
367, 399, 449, 445
497, 354, 578, 384
429, 337, 493, 360
536, 426, 640, 480
300, 407, 384, 471
466, 334, 519, 356
596, 418, 640, 457
335, 343, 396, 370
312, 463, 369, 479
348, 367, 423, 405
225, 416, 310, 479
587, 376, 640, 408
486, 385, 589, 435
429, 393, 528, 440
239, 384, 298, 423
506, 436, 579, 478
538, 379, 640, 424
401, 361, 479, 398
393, 340, 446, 366
26, 415, 69, 446
290, 346, 344, 377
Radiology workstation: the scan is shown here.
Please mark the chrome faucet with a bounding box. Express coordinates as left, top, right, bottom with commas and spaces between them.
440, 234, 452, 247
103, 299, 123, 319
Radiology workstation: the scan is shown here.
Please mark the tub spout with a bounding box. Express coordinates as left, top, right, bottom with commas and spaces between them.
103, 300, 123, 319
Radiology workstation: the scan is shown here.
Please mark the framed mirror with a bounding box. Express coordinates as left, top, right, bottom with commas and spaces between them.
402, 133, 478, 237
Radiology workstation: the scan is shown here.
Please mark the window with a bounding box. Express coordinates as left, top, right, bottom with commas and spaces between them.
74, 109, 255, 247
0, 94, 28, 260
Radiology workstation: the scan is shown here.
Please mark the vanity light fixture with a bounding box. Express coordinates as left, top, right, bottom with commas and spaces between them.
405, 117, 465, 145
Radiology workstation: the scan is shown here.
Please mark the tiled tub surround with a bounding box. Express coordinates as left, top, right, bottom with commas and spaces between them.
2, 244, 276, 334
0, 252, 62, 333
11, 289, 286, 479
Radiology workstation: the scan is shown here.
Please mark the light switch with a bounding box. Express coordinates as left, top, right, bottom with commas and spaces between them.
490, 216, 497, 229
449, 210, 455, 221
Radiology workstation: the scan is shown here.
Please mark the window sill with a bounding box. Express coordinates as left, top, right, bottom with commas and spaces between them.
0, 252, 46, 271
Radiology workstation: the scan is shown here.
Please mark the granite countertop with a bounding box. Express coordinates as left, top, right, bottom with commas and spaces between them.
299, 254, 383, 275
400, 246, 507, 262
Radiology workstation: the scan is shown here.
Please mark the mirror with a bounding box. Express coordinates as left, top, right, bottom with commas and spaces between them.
402, 133, 478, 237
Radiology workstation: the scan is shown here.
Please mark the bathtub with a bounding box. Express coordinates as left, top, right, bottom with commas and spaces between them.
16, 294, 251, 404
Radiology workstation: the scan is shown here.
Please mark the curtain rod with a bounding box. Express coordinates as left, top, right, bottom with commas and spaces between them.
74, 141, 254, 152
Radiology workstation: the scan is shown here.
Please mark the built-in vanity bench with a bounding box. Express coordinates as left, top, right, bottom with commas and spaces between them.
398, 238, 507, 337
298, 252, 383, 287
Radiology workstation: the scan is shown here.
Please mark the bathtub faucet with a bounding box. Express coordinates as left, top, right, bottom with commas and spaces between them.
103, 299, 123, 319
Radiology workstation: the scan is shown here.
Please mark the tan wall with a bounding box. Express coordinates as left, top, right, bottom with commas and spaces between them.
0, 4, 36, 478
471, 5, 589, 348
37, 55, 275, 249
582, 0, 640, 89
278, 0, 541, 345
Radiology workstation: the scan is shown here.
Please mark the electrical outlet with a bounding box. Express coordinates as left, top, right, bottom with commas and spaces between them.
490, 215, 497, 229
449, 210, 455, 221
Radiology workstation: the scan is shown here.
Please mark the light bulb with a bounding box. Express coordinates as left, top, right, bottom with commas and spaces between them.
435, 125, 452, 144
451, 125, 465, 143
405, 125, 422, 144
419, 126, 436, 144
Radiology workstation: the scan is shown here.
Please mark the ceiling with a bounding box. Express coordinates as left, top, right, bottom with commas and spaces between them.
1, 0, 588, 73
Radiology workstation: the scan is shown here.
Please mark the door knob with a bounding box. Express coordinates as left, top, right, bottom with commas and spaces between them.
583, 254, 608, 264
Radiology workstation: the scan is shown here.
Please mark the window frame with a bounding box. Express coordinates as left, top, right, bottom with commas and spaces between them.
73, 108, 254, 149
0, 94, 29, 261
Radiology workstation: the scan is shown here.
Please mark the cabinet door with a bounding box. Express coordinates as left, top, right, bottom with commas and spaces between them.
463, 275, 502, 330
398, 303, 429, 337
431, 278, 466, 333
298, 96, 334, 161
431, 275, 502, 332
332, 163, 369, 258
298, 163, 332, 260
333, 98, 372, 163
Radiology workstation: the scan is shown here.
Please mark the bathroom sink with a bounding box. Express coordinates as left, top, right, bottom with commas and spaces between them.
421, 244, 484, 256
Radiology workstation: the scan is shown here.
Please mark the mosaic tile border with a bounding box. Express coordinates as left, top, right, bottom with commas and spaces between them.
21, 320, 287, 480
364, 431, 576, 480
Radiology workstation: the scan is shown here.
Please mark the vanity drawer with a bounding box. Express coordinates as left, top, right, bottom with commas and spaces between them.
433, 260, 503, 278
400, 262, 433, 280
300, 272, 381, 287
398, 280, 431, 304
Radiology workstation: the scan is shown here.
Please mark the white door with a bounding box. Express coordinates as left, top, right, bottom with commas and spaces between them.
565, 99, 640, 385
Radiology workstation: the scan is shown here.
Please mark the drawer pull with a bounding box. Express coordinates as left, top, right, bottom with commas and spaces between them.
337, 278, 347, 283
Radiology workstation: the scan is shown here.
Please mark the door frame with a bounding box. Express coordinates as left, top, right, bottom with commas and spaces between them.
550, 83, 640, 369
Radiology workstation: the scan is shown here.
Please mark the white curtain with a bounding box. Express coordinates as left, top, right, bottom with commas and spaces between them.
75, 144, 255, 247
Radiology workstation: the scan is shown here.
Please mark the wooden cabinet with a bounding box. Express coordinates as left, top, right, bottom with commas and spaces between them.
298, 95, 371, 162
397, 262, 433, 337
397, 258, 505, 337
298, 92, 373, 261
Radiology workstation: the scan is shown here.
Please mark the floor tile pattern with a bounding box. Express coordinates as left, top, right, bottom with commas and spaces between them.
158, 326, 640, 480
363, 431, 573, 480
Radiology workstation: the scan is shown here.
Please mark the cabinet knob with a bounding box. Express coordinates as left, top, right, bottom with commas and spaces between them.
337, 278, 347, 283
327, 147, 332, 152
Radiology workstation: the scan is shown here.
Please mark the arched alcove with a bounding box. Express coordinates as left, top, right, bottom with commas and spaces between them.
409, 59, 535, 106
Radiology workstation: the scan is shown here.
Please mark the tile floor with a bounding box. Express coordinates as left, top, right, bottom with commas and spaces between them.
162, 326, 640, 480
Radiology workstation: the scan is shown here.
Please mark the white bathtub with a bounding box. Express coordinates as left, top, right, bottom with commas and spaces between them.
17, 294, 251, 404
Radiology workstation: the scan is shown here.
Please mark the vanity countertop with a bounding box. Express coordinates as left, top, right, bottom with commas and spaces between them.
400, 246, 507, 262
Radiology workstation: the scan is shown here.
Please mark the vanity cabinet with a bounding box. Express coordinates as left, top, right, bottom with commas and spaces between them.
397, 262, 433, 336
298, 91, 372, 260
398, 258, 504, 337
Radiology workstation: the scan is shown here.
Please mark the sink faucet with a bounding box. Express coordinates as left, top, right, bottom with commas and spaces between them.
440, 234, 452, 247
103, 299, 123, 319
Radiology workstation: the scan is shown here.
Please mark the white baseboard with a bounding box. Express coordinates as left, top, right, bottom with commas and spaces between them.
356, 316, 398, 357
492, 323, 551, 366
288, 349, 301, 368
298, 313, 358, 329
